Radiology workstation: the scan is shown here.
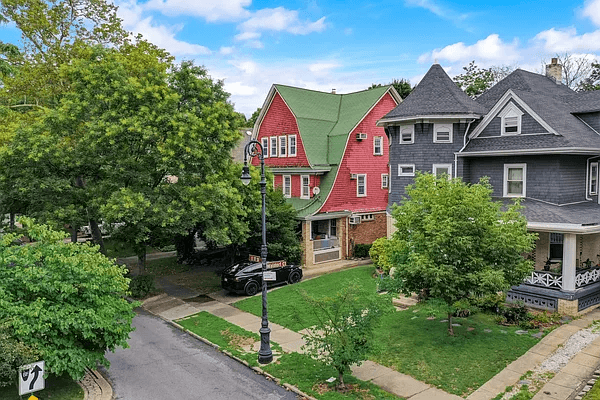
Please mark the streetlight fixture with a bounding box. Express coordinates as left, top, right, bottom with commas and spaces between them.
241, 139, 273, 365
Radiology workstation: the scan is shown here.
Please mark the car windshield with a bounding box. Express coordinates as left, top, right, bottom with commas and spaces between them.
243, 264, 262, 273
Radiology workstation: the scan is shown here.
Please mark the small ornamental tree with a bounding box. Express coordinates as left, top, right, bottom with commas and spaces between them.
0, 218, 136, 380
391, 173, 536, 335
299, 284, 383, 390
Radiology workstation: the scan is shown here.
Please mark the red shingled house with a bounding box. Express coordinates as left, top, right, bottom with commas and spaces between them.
252, 84, 400, 267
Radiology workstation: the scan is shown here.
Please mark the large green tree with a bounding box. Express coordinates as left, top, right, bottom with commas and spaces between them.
0, 218, 136, 380
390, 173, 536, 334
370, 78, 412, 99
453, 61, 514, 98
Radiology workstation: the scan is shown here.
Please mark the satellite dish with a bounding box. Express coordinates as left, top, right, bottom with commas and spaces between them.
312, 187, 320, 195
245, 130, 252, 136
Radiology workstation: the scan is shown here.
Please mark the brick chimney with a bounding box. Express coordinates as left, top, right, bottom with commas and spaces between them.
546, 58, 563, 84
331, 88, 336, 94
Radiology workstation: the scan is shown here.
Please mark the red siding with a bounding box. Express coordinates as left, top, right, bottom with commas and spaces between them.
273, 174, 318, 198
253, 93, 310, 168
320, 92, 396, 213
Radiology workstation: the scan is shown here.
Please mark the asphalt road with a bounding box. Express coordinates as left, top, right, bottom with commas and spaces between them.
104, 309, 298, 400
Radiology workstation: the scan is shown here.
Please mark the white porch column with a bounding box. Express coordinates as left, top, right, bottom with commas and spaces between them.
562, 233, 577, 292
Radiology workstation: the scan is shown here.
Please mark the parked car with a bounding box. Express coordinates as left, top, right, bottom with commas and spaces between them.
221, 262, 303, 296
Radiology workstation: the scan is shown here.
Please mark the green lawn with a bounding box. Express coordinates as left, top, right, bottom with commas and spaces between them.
145, 256, 222, 295
177, 312, 402, 399
234, 265, 542, 397
0, 374, 83, 400
584, 379, 600, 400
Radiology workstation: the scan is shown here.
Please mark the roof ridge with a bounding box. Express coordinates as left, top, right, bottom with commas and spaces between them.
274, 83, 390, 96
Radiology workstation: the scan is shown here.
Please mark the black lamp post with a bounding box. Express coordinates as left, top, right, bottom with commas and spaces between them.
240, 139, 273, 365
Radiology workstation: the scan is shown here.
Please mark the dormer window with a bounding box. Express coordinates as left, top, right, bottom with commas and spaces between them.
500, 102, 523, 135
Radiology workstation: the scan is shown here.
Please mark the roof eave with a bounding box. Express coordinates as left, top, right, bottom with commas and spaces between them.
527, 222, 600, 234
457, 148, 600, 157
376, 114, 482, 127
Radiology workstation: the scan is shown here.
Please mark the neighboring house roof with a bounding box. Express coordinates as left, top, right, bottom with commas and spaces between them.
378, 63, 487, 123
254, 84, 399, 218
231, 128, 253, 162
463, 69, 600, 154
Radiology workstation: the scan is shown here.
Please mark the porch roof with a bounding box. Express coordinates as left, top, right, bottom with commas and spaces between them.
515, 199, 600, 234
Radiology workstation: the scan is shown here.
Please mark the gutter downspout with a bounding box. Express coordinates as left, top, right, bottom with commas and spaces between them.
455, 119, 476, 178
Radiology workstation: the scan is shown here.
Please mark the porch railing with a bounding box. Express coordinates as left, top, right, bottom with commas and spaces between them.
313, 237, 339, 251
576, 266, 600, 288
524, 271, 563, 289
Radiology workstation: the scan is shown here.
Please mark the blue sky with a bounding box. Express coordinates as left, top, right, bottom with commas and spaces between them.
3, 0, 600, 116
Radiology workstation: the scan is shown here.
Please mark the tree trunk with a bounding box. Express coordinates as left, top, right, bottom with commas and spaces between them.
9, 213, 15, 231
89, 219, 106, 255
447, 312, 454, 336
137, 246, 147, 275
337, 370, 345, 390
175, 230, 196, 264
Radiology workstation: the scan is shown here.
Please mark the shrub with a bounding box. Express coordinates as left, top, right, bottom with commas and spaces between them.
376, 275, 404, 294
0, 327, 40, 387
499, 301, 530, 325
469, 292, 506, 313
129, 274, 156, 298
353, 244, 372, 258
369, 238, 387, 268
452, 298, 478, 318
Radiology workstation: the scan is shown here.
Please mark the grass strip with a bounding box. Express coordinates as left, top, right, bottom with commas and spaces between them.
178, 311, 403, 399
584, 379, 600, 399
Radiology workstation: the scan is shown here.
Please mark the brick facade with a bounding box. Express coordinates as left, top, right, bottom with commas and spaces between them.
348, 212, 387, 254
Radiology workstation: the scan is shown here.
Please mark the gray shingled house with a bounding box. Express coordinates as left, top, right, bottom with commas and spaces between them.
378, 59, 600, 315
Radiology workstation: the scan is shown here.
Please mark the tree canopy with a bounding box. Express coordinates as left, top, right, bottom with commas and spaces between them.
370, 79, 412, 99
453, 61, 514, 98
390, 173, 536, 334
0, 218, 136, 380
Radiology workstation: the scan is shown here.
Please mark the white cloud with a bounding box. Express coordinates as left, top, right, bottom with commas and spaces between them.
219, 46, 235, 55
583, 0, 600, 26
533, 27, 600, 52
117, 1, 211, 56
308, 62, 340, 74
230, 60, 259, 75
225, 81, 257, 96
404, 0, 469, 22
236, 7, 326, 43
418, 34, 520, 65
144, 0, 251, 22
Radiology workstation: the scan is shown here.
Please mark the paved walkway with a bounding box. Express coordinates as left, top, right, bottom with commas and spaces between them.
140, 260, 600, 400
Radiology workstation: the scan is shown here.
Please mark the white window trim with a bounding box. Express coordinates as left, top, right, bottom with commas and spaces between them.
261, 137, 269, 158
381, 173, 389, 189
357, 174, 367, 197
283, 175, 291, 198
590, 162, 598, 195
433, 123, 453, 143
279, 136, 287, 157
270, 137, 278, 157
288, 134, 297, 157
373, 136, 383, 155
300, 175, 310, 199
499, 102, 523, 136
433, 164, 452, 180
398, 164, 415, 177
503, 163, 527, 197
399, 125, 414, 145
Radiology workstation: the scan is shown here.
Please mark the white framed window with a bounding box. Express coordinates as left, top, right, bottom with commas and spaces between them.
433, 123, 453, 143
270, 137, 278, 157
549, 233, 564, 261
373, 136, 383, 155
503, 163, 526, 197
261, 137, 269, 158
360, 214, 374, 221
301, 175, 310, 199
433, 164, 452, 180
288, 135, 297, 157
279, 136, 287, 157
357, 174, 367, 197
500, 103, 523, 135
283, 175, 291, 198
399, 125, 414, 144
590, 162, 598, 195
381, 173, 389, 189
398, 164, 415, 177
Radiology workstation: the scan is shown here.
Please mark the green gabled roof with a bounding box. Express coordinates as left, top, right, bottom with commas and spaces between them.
271, 84, 392, 217
274, 84, 391, 166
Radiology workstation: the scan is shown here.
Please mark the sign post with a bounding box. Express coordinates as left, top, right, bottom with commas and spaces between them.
19, 361, 45, 396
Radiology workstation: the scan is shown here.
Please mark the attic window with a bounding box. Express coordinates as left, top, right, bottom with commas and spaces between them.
500, 103, 523, 135
399, 125, 414, 144
433, 123, 453, 143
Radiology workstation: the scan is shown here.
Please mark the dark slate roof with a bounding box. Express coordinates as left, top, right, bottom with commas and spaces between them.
563, 90, 600, 113
380, 64, 487, 121
463, 69, 600, 153
514, 199, 600, 226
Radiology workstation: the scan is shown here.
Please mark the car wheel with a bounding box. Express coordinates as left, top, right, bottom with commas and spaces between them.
244, 280, 259, 296
288, 271, 301, 284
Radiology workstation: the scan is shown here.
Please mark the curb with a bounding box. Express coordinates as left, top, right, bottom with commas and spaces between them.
146, 308, 317, 400
78, 368, 113, 400
574, 369, 600, 400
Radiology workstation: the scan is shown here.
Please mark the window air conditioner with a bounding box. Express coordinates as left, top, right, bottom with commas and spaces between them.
349, 216, 361, 225
356, 133, 367, 140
